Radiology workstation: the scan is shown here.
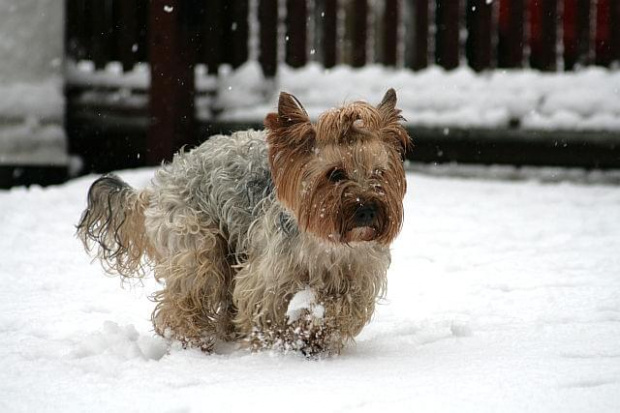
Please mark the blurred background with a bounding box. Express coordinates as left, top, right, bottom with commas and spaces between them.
0, 0, 619, 188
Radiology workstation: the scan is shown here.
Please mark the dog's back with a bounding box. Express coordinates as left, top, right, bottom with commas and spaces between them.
78, 129, 272, 274
146, 130, 273, 258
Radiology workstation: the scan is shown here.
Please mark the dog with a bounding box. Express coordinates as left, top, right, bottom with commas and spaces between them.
77, 89, 410, 356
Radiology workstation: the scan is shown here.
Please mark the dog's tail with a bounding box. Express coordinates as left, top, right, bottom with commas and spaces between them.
77, 174, 154, 280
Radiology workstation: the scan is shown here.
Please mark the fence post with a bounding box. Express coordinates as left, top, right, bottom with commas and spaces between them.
609, 0, 620, 64
435, 0, 460, 69
66, 0, 91, 62
227, 0, 249, 68
115, 0, 139, 72
405, 0, 429, 70
614, 0, 620, 65
352, 0, 368, 67
529, 0, 558, 71
136, 1, 149, 63
466, 0, 493, 71
286, 0, 308, 67
497, 0, 525, 68
563, 0, 592, 70
321, 0, 338, 68
91, 0, 114, 69
259, 0, 278, 77
383, 0, 399, 66
595, 0, 620, 66
148, 0, 195, 164
204, 0, 224, 74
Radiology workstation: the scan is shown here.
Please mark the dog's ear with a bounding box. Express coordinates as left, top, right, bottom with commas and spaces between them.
376, 88, 411, 159
265, 92, 312, 136
377, 88, 398, 116
265, 92, 316, 207
265, 91, 315, 155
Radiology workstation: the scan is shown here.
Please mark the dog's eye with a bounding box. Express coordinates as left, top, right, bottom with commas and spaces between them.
328, 168, 347, 183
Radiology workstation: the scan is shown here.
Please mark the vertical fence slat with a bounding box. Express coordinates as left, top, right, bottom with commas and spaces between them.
203, 1, 249, 72
613, 0, 620, 65
563, 0, 578, 68
286, 0, 308, 67
406, 0, 429, 70
204, 0, 224, 74
136, 1, 149, 62
66, 0, 86, 61
466, 0, 493, 71
115, 0, 139, 71
226, 0, 249, 68
148, 0, 195, 164
383, 0, 399, 66
563, 0, 591, 70
497, 0, 524, 68
91, 0, 115, 69
107, 1, 120, 63
352, 0, 368, 67
203, 0, 225, 74
321, 0, 338, 68
70, 0, 617, 80
90, 0, 105, 67
259, 0, 278, 77
187, 1, 208, 68
435, 0, 460, 69
529, 0, 558, 71
595, 0, 616, 66
191, 3, 206, 66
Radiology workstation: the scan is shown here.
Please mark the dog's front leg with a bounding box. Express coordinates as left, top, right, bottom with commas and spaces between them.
286, 287, 378, 357
241, 286, 343, 356
283, 287, 338, 357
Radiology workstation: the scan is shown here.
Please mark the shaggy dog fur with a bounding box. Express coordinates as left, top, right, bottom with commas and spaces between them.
77, 89, 411, 356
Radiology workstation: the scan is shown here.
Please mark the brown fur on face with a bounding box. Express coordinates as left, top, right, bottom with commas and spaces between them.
265, 89, 411, 245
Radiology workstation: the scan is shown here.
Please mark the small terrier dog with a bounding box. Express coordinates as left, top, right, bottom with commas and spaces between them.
77, 89, 410, 356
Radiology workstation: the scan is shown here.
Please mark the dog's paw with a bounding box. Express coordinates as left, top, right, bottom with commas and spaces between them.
249, 288, 343, 356
160, 327, 215, 353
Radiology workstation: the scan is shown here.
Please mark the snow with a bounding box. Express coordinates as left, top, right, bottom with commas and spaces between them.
0, 77, 64, 122
0, 67, 66, 167
0, 77, 66, 165
0, 0, 63, 85
218, 63, 620, 131
0, 117, 67, 165
66, 61, 150, 90
286, 287, 325, 323
0, 0, 66, 166
2, 167, 620, 412
71, 321, 167, 361
66, 60, 620, 131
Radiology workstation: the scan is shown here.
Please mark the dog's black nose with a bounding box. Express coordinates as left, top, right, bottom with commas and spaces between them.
354, 205, 376, 227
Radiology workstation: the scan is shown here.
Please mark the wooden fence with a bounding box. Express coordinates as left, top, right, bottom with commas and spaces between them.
65, 0, 620, 171
67, 0, 620, 73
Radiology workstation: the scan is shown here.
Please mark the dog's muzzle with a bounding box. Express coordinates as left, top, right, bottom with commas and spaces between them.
345, 203, 380, 242
353, 204, 377, 228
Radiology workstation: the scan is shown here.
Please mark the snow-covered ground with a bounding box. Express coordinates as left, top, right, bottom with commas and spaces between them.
1, 168, 620, 412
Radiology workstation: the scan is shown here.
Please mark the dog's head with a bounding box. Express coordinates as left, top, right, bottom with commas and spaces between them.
265, 89, 411, 245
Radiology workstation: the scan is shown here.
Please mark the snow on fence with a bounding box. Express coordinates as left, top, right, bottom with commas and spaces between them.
64, 0, 620, 171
